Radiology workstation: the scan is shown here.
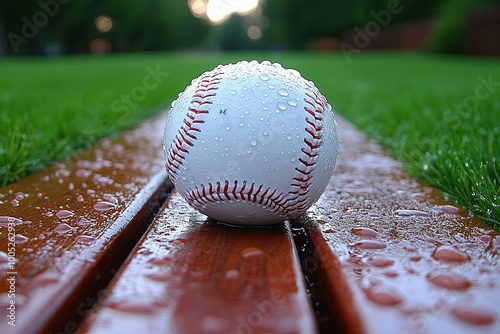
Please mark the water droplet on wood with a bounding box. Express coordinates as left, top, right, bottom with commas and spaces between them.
432, 245, 470, 263
56, 210, 74, 219
366, 255, 394, 268
54, 223, 74, 234
350, 240, 385, 249
365, 285, 404, 306
426, 271, 471, 290
94, 201, 117, 211
450, 306, 495, 325
241, 247, 264, 258
351, 227, 379, 238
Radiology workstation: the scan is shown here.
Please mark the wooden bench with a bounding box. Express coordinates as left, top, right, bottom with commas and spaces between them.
1, 112, 498, 334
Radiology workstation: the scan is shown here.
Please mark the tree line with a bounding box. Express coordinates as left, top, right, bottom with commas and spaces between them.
0, 0, 497, 55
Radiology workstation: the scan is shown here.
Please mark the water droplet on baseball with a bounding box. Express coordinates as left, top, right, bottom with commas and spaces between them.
250, 140, 257, 146
277, 102, 287, 111
259, 74, 270, 81
239, 122, 244, 127
287, 69, 301, 77
278, 88, 289, 97
225, 126, 231, 131
291, 157, 296, 162
287, 99, 298, 107
286, 134, 292, 140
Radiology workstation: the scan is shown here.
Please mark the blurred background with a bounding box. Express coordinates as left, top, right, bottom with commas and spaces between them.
1, 0, 499, 226
1, 0, 499, 57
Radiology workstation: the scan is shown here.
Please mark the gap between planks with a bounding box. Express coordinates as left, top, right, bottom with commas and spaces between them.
2, 111, 499, 334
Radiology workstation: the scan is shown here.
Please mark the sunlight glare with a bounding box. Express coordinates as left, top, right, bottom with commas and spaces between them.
189, 0, 260, 24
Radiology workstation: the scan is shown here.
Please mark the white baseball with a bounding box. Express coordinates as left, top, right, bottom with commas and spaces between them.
163, 60, 338, 225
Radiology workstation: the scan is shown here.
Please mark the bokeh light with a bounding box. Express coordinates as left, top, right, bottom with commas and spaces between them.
247, 25, 261, 40
90, 38, 112, 53
95, 15, 114, 33
189, 0, 207, 17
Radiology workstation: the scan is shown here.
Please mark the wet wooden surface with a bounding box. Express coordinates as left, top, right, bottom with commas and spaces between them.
1, 111, 499, 334
0, 114, 171, 334
302, 118, 500, 333
76, 191, 317, 334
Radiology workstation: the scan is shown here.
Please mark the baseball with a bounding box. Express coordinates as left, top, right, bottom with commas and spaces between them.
163, 60, 338, 225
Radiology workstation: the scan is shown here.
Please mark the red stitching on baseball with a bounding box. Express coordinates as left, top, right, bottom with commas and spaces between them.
286, 88, 326, 215
186, 180, 290, 217
166, 71, 222, 178
167, 70, 327, 220
183, 88, 326, 220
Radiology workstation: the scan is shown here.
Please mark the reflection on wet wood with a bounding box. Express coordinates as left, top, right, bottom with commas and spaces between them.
77, 191, 317, 334
1, 112, 498, 334
0, 114, 171, 334
302, 118, 500, 333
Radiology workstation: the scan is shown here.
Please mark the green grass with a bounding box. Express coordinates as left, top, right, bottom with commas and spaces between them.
297, 53, 499, 228
1, 52, 499, 228
0, 54, 213, 186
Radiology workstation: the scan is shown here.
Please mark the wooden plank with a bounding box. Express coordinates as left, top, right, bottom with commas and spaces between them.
302, 117, 500, 333
77, 190, 318, 334
0, 113, 171, 334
